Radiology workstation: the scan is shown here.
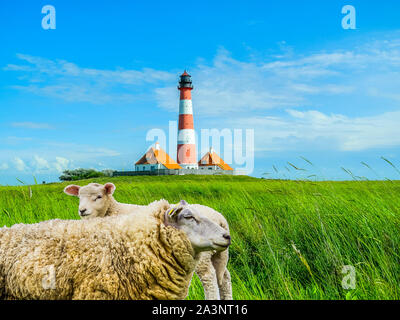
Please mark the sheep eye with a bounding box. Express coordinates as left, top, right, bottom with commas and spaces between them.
95, 195, 102, 200
184, 215, 195, 220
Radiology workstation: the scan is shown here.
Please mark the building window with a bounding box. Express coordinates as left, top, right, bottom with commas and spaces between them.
208, 167, 212, 170
151, 166, 155, 171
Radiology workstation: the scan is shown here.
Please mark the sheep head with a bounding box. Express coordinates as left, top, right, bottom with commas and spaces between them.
164, 200, 231, 253
64, 182, 116, 218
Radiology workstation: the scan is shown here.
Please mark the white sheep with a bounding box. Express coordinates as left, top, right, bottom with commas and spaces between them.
64, 182, 233, 300
0, 199, 231, 300
64, 183, 145, 218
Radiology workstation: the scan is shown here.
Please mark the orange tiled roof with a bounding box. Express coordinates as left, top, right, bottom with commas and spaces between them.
198, 151, 233, 171
135, 146, 182, 169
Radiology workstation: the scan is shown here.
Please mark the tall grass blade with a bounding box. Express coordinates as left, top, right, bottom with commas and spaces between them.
288, 162, 306, 171
381, 156, 400, 175
300, 156, 314, 166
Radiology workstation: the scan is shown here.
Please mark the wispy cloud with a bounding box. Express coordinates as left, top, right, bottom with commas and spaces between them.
32, 155, 71, 174
3, 32, 400, 169
2, 136, 33, 145
154, 34, 400, 154
10, 155, 72, 174
156, 48, 306, 115
6, 35, 400, 116
0, 163, 9, 170
14, 157, 27, 171
4, 54, 175, 104
0, 138, 120, 174
11, 122, 54, 129
54, 157, 70, 173
32, 155, 50, 171
42, 142, 121, 159
155, 36, 400, 116
6, 54, 174, 84
232, 109, 400, 152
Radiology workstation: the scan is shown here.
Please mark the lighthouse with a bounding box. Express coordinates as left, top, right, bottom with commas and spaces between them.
129, 70, 236, 176
177, 71, 198, 169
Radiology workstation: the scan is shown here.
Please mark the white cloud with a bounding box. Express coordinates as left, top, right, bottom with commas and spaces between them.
4, 155, 74, 174
2, 136, 33, 145
6, 156, 71, 174
0, 163, 9, 170
5, 54, 175, 104
153, 36, 400, 116
54, 157, 70, 173
42, 142, 121, 159
14, 157, 28, 172
155, 48, 348, 115
11, 122, 53, 129
0, 140, 120, 175
9, 54, 174, 84
6, 34, 400, 115
33, 155, 50, 171
4, 32, 400, 158
234, 109, 400, 152
3, 64, 33, 72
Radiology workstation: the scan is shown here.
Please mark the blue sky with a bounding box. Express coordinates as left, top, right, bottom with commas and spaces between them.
1, 0, 400, 185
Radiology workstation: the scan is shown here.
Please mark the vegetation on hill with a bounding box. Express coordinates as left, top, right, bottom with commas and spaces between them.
0, 175, 399, 299
59, 168, 113, 181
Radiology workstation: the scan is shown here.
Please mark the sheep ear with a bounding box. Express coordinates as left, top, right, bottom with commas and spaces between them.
64, 185, 80, 196
104, 183, 116, 195
179, 200, 188, 206
166, 206, 184, 219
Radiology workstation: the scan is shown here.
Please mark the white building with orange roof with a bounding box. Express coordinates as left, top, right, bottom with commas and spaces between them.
198, 147, 234, 172
135, 142, 182, 172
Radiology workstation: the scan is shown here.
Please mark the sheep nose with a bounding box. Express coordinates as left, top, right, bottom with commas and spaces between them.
223, 233, 231, 243
79, 209, 87, 215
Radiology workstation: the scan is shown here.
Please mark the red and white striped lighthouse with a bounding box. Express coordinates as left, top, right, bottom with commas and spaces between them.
177, 71, 198, 169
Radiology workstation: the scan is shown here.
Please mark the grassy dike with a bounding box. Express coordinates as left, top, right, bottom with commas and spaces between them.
1, 175, 400, 299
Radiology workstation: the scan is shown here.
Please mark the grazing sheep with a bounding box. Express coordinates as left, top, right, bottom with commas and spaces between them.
0, 200, 231, 300
64, 183, 145, 218
64, 182, 233, 300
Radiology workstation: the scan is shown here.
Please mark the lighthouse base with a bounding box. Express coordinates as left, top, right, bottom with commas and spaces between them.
179, 164, 199, 170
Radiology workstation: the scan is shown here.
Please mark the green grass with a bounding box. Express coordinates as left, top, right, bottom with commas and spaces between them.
1, 175, 400, 299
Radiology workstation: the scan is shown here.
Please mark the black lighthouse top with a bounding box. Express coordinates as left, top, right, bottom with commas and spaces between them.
178, 70, 193, 89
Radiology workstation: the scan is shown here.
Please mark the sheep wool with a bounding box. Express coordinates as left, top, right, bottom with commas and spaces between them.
0, 200, 198, 300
